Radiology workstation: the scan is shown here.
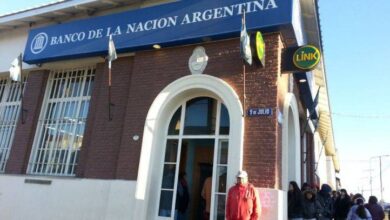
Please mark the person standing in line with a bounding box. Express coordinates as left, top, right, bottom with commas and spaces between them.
301, 189, 320, 220
226, 170, 261, 220
332, 190, 339, 202
175, 172, 190, 220
301, 182, 311, 192
313, 184, 320, 193
288, 181, 304, 220
316, 184, 334, 220
334, 189, 352, 220
346, 197, 372, 220
364, 196, 384, 220
201, 176, 212, 220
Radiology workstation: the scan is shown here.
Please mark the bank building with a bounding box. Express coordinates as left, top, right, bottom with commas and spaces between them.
0, 0, 340, 219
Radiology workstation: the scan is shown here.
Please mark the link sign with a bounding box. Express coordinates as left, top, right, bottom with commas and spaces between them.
292, 45, 321, 70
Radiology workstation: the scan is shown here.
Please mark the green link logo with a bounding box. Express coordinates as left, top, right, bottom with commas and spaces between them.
293, 45, 321, 70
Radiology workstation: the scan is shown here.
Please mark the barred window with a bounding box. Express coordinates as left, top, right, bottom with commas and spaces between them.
0, 76, 27, 172
29, 67, 95, 176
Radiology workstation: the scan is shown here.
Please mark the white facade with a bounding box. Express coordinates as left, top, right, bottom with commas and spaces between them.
326, 156, 336, 188
0, 175, 136, 220
314, 131, 337, 188
0, 28, 33, 74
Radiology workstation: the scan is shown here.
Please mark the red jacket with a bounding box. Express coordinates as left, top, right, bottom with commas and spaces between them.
226, 183, 261, 220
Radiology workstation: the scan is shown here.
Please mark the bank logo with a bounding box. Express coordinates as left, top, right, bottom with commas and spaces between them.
30, 32, 48, 54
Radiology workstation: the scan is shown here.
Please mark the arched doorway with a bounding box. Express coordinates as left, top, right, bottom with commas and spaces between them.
157, 97, 230, 220
282, 93, 301, 190
132, 75, 244, 220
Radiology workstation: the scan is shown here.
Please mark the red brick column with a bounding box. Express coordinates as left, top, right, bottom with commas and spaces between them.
5, 70, 49, 174
240, 34, 283, 188
76, 57, 133, 179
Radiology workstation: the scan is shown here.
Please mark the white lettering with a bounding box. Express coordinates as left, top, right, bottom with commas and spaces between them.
112, 26, 122, 35
65, 34, 71, 43
167, 16, 178, 27
49, 32, 86, 45
213, 8, 224, 19
157, 18, 168, 29
126, 24, 135, 33
96, 29, 103, 38
192, 12, 202, 23
266, 0, 278, 9
223, 6, 234, 17
57, 36, 64, 44
235, 3, 247, 14
88, 30, 96, 39
126, 16, 177, 33
50, 36, 57, 45
252, 0, 265, 11
71, 33, 78, 41
144, 20, 154, 30
181, 14, 191, 25
202, 9, 213, 21
46, 0, 280, 47
135, 23, 144, 32
78, 32, 86, 41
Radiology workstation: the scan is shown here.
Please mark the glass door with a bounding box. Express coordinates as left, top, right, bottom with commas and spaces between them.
157, 97, 230, 220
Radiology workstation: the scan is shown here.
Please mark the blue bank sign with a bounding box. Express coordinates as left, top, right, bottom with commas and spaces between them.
24, 0, 295, 64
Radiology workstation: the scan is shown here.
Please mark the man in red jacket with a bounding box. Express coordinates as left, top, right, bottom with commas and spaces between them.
226, 170, 261, 220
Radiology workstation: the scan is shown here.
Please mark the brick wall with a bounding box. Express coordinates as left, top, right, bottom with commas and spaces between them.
115, 45, 191, 179
6, 70, 49, 174
76, 57, 133, 179
4, 33, 293, 189
112, 33, 285, 188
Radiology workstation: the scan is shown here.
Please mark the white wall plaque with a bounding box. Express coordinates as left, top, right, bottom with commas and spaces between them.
188, 46, 208, 75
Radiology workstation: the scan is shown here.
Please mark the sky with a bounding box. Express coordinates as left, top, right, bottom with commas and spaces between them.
1, 0, 390, 201
318, 0, 390, 202
0, 0, 57, 15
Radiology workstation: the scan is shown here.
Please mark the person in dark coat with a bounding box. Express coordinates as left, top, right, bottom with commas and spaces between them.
302, 189, 320, 220
364, 196, 385, 220
301, 182, 311, 192
334, 189, 352, 220
288, 181, 304, 220
332, 190, 339, 203
175, 172, 190, 220
313, 183, 320, 193
316, 184, 334, 220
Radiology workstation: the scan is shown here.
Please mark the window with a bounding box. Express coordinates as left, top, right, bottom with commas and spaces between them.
29, 67, 95, 176
158, 97, 230, 219
0, 76, 27, 172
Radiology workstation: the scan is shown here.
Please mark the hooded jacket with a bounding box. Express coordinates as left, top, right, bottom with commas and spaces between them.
302, 190, 320, 219
334, 195, 352, 218
288, 190, 303, 218
316, 184, 334, 219
364, 203, 384, 220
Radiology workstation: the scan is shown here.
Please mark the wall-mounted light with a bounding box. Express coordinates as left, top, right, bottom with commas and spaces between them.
299, 79, 307, 83
133, 135, 139, 141
153, 44, 161, 49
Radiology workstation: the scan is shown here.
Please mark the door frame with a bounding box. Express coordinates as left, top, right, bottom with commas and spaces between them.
156, 97, 229, 219
132, 75, 244, 220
